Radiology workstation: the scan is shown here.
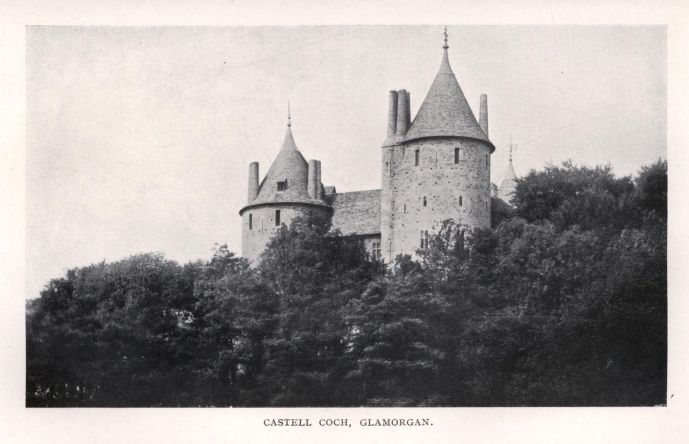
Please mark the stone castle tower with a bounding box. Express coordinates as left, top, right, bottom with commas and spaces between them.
239, 111, 331, 262
240, 29, 496, 263
380, 30, 494, 261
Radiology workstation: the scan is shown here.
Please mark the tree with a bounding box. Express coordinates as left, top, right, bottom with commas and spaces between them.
512, 161, 637, 232
255, 214, 383, 406
344, 257, 454, 406
635, 159, 667, 219
26, 253, 201, 406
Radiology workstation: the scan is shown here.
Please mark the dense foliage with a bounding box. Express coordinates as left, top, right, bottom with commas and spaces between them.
26, 160, 667, 406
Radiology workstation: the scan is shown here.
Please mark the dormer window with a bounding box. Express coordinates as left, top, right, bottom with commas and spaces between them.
277, 180, 288, 191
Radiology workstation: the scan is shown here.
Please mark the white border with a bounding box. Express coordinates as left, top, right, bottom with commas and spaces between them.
2, 1, 688, 443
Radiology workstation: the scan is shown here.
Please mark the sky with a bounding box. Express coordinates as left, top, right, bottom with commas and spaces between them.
26, 25, 666, 298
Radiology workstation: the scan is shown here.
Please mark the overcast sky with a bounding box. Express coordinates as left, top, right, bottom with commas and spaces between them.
26, 25, 666, 298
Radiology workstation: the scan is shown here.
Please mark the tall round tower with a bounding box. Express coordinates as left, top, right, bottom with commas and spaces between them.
239, 112, 331, 263
381, 29, 495, 261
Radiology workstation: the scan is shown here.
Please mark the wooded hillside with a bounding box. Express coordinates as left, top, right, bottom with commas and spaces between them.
26, 160, 667, 406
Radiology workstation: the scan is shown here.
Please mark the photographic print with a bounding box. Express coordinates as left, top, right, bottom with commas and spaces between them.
25, 25, 667, 408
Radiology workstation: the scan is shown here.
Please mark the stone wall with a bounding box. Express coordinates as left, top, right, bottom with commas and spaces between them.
241, 204, 330, 263
360, 234, 382, 260
381, 137, 492, 261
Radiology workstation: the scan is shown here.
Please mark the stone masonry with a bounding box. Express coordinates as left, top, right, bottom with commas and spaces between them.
239, 30, 504, 263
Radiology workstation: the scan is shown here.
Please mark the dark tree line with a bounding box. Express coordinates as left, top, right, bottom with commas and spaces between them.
26, 160, 667, 406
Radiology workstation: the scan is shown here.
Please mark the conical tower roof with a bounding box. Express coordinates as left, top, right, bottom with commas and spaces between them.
404, 39, 494, 151
243, 115, 330, 211
497, 161, 517, 203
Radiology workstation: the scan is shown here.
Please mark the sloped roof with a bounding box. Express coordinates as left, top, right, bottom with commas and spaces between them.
328, 189, 381, 236
497, 161, 518, 203
404, 49, 494, 151
248, 126, 329, 208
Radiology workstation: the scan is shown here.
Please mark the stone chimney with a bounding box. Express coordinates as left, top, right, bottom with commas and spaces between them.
248, 162, 259, 202
387, 90, 398, 138
479, 94, 489, 138
308, 159, 322, 200
396, 89, 411, 137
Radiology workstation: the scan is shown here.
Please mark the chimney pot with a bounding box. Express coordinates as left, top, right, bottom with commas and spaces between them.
248, 162, 259, 202
479, 94, 489, 138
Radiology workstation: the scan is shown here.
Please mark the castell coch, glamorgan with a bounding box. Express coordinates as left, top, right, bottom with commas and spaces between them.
239, 29, 517, 263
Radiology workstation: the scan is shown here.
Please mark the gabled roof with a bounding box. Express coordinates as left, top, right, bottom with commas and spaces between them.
404, 48, 494, 151
247, 126, 329, 208
328, 189, 381, 236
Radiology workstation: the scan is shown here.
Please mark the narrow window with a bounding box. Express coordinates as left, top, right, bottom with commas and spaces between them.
423, 196, 427, 207
485, 155, 489, 169
459, 196, 463, 206
420, 231, 430, 248
275, 210, 281, 226
277, 180, 287, 191
249, 214, 253, 230
454, 147, 460, 164
415, 149, 420, 166
403, 204, 406, 213
485, 201, 489, 211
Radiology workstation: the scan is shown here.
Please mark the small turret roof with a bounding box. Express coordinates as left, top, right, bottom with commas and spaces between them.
404, 44, 494, 151
497, 161, 518, 203
243, 123, 330, 210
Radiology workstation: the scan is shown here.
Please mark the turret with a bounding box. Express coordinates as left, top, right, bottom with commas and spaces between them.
248, 162, 259, 202
479, 94, 489, 138
239, 107, 331, 263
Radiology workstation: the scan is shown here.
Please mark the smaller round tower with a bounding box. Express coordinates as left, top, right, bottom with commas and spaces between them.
239, 112, 331, 263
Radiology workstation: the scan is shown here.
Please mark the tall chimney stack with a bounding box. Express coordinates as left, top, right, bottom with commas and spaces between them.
479, 94, 489, 138
396, 89, 411, 137
387, 90, 398, 138
308, 159, 322, 200
248, 162, 259, 202
315, 160, 322, 200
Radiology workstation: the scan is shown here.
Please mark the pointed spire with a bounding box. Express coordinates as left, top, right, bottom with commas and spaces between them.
287, 101, 291, 127
404, 27, 494, 150
509, 135, 517, 163
240, 109, 331, 212
281, 124, 297, 152
498, 137, 518, 203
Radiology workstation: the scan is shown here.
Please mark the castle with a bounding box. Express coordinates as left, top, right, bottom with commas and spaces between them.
239, 30, 516, 263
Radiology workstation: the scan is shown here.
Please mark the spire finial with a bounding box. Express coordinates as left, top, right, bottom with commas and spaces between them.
287, 101, 291, 127
443, 26, 449, 50
509, 135, 517, 163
